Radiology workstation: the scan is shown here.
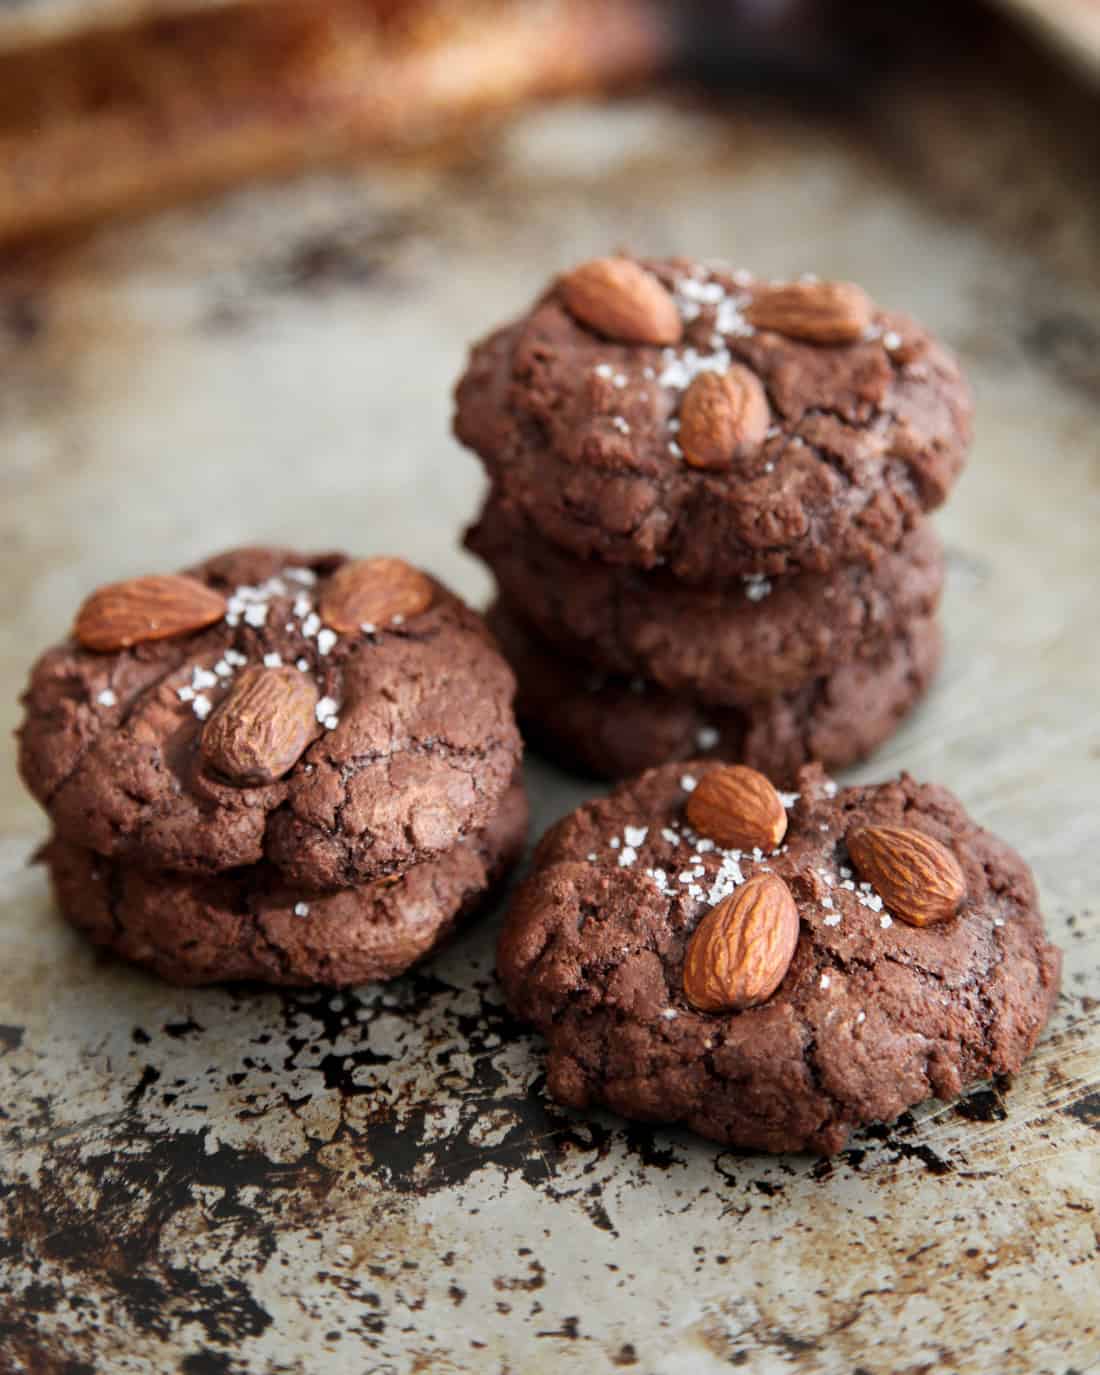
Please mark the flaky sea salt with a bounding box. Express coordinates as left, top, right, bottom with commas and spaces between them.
192, 695, 212, 720
316, 628, 337, 656
263, 652, 283, 668
696, 726, 720, 751
645, 868, 671, 895
294, 902, 310, 917
658, 345, 732, 391
624, 826, 648, 848
707, 853, 744, 905
96, 689, 117, 707
743, 576, 772, 603
681, 774, 697, 792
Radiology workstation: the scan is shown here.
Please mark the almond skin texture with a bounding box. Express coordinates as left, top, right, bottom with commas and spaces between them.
319, 557, 433, 633
559, 257, 683, 347
74, 575, 227, 651
846, 825, 966, 927
200, 666, 319, 785
686, 765, 789, 851
745, 281, 873, 345
679, 365, 770, 471
683, 873, 800, 1013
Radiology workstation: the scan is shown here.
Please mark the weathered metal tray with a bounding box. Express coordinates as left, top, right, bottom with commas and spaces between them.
1, 70, 1098, 1374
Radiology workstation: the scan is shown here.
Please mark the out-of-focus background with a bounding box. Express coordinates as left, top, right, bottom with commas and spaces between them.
2, 3, 1099, 1372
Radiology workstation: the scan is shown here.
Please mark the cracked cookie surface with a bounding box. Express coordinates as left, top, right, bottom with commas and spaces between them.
454, 256, 971, 581
488, 603, 942, 785
498, 762, 1060, 1154
18, 547, 522, 887
469, 499, 944, 706
45, 778, 528, 987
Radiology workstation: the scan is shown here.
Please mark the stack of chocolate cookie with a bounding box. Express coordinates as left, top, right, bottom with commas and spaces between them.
18, 547, 526, 987
455, 255, 972, 782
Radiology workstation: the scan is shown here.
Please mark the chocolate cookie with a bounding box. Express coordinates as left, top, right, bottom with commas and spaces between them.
45, 779, 528, 988
487, 603, 942, 784
498, 762, 1061, 1154
454, 256, 971, 580
18, 547, 522, 887
468, 496, 944, 705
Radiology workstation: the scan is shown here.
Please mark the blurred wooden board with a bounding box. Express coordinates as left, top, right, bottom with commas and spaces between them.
0, 0, 256, 49
0, 78, 1097, 1375
0, 0, 665, 244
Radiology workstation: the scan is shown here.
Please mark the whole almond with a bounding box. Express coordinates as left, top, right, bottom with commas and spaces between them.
683, 873, 800, 1013
560, 257, 683, 347
74, 575, 227, 651
679, 365, 770, 471
745, 281, 873, 345
846, 825, 966, 928
320, 557, 433, 633
686, 765, 789, 852
200, 666, 319, 784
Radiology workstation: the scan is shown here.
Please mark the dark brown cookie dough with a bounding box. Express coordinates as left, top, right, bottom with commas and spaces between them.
498, 762, 1061, 1154
45, 778, 528, 988
18, 547, 522, 887
468, 496, 944, 705
487, 603, 942, 784
454, 256, 971, 580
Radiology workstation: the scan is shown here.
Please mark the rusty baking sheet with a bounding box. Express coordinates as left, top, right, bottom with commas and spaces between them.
1, 49, 1098, 1375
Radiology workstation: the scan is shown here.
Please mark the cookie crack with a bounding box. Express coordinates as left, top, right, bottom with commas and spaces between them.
38, 654, 191, 808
